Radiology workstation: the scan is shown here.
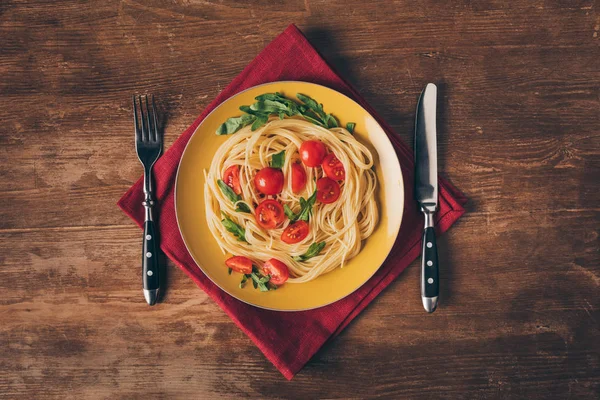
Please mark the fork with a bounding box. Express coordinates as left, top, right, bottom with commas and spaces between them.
133, 95, 162, 305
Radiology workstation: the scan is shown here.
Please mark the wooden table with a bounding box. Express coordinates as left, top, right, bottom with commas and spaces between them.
1, 1, 598, 398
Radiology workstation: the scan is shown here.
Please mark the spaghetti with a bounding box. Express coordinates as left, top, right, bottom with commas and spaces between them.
204, 118, 378, 283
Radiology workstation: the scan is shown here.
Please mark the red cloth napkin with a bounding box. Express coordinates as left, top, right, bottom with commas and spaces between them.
118, 24, 466, 379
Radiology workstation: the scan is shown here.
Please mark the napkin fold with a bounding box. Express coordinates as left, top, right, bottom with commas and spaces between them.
118, 24, 466, 379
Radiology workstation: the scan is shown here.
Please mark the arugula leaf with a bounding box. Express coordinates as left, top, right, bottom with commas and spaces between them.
326, 114, 339, 128
228, 268, 232, 275
251, 113, 269, 131
284, 204, 296, 220
239, 274, 248, 288
346, 122, 356, 133
293, 241, 326, 262
297, 112, 325, 127
217, 179, 240, 203
218, 92, 341, 134
297, 93, 327, 119
297, 190, 317, 222
221, 213, 247, 242
235, 202, 251, 213
216, 114, 256, 135
284, 190, 317, 222
270, 150, 285, 169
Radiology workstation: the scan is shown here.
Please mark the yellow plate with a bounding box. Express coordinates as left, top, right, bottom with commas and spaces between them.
175, 81, 403, 311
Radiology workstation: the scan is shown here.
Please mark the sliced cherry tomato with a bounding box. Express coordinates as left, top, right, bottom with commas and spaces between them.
223, 165, 242, 195
254, 167, 284, 195
281, 220, 309, 244
299, 140, 327, 167
261, 258, 290, 285
291, 162, 307, 194
255, 199, 285, 229
316, 177, 341, 204
322, 153, 345, 181
225, 256, 253, 274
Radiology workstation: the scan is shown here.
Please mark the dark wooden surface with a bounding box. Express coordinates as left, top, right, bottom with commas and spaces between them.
1, 1, 599, 398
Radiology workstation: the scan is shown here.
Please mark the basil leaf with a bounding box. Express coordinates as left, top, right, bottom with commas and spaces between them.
270, 150, 285, 169
278, 111, 285, 120
284, 204, 297, 221
239, 274, 248, 288
228, 268, 232, 275
346, 122, 356, 133
216, 114, 255, 135
217, 179, 240, 203
293, 241, 326, 262
251, 113, 269, 131
235, 202, 251, 213
252, 279, 258, 289
221, 213, 247, 242
326, 114, 339, 128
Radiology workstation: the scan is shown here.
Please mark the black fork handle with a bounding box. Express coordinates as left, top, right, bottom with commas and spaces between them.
142, 167, 159, 305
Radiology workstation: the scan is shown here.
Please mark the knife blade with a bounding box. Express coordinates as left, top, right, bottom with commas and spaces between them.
414, 83, 439, 313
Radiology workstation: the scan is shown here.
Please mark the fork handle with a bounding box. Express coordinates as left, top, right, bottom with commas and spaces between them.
142, 197, 159, 305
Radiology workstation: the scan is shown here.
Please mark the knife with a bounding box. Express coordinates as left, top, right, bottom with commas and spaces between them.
414, 83, 439, 313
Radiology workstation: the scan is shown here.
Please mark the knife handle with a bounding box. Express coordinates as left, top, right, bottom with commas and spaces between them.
421, 211, 439, 313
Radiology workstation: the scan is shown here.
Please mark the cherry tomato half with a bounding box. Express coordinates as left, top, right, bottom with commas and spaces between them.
254, 167, 284, 195
255, 199, 285, 229
225, 256, 253, 274
261, 258, 290, 285
291, 162, 307, 194
316, 177, 341, 204
322, 153, 345, 181
299, 140, 327, 167
281, 220, 309, 244
223, 165, 242, 195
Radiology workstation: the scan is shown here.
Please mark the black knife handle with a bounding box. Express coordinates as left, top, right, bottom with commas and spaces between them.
142, 219, 160, 291
421, 227, 439, 297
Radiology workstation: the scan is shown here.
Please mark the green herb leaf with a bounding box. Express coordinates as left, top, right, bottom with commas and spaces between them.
216, 114, 256, 135
228, 268, 233, 275
297, 93, 326, 119
221, 213, 247, 242
326, 114, 339, 128
251, 113, 269, 131
278, 111, 285, 120
297, 190, 317, 222
252, 279, 258, 289
293, 241, 326, 262
258, 282, 269, 292
270, 150, 286, 169
284, 204, 296, 221
346, 122, 356, 133
217, 179, 240, 203
239, 274, 248, 288
235, 202, 251, 213
297, 110, 325, 127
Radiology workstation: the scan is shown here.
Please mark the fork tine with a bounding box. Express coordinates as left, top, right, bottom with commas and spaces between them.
151, 95, 159, 143
138, 95, 148, 141
144, 95, 154, 142
145, 95, 153, 143
133, 95, 141, 142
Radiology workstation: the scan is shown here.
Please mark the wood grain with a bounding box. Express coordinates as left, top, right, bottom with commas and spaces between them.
1, 0, 598, 398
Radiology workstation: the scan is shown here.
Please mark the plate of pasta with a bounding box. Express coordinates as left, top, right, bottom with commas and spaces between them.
175, 81, 403, 311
